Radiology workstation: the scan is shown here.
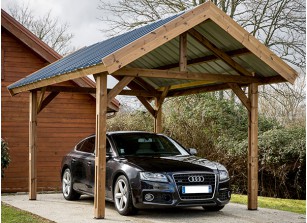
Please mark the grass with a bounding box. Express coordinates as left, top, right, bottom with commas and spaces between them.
1, 202, 53, 223
231, 194, 306, 214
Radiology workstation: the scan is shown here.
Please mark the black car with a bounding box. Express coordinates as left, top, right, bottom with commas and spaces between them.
61, 131, 231, 215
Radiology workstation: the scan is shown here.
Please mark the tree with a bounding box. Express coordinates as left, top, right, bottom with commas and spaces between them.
7, 3, 74, 55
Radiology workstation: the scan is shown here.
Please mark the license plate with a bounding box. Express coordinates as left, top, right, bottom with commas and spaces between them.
182, 185, 212, 194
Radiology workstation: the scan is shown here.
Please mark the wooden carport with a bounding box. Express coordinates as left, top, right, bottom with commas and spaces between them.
8, 2, 297, 219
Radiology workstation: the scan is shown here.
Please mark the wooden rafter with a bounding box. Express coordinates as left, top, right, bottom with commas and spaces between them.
188, 28, 253, 77
157, 48, 250, 70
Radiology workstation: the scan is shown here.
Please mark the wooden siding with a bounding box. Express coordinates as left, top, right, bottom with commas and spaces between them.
1, 28, 96, 192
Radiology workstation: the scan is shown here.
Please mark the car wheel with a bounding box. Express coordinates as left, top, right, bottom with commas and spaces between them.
202, 205, 225, 211
114, 175, 138, 215
62, 168, 80, 200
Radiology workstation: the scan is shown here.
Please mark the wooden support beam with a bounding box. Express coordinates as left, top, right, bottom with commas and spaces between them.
107, 76, 135, 103
42, 86, 159, 97
36, 87, 46, 113
114, 67, 261, 83
168, 83, 230, 97
137, 96, 156, 117
157, 48, 250, 70
248, 83, 259, 210
188, 28, 253, 77
29, 90, 37, 200
37, 92, 60, 114
156, 86, 170, 113
94, 74, 107, 219
228, 83, 250, 112
179, 32, 188, 71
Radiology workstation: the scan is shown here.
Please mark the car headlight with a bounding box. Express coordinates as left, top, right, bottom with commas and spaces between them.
140, 172, 168, 183
219, 170, 229, 181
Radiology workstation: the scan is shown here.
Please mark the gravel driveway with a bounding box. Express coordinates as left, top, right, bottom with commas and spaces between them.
2, 193, 305, 223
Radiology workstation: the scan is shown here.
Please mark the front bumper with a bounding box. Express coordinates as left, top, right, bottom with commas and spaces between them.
131, 174, 231, 209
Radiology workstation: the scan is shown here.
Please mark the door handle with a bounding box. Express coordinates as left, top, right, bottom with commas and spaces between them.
87, 161, 92, 166
72, 158, 76, 163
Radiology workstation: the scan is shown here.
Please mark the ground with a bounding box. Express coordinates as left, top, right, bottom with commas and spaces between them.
1, 193, 306, 223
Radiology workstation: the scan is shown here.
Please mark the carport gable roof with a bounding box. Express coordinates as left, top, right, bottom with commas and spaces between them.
7, 1, 298, 96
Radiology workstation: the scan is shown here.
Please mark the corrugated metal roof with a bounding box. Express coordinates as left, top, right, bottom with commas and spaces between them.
8, 11, 184, 90
8, 1, 297, 94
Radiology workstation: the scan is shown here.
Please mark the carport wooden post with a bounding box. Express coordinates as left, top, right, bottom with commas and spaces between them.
248, 83, 259, 210
29, 90, 37, 200
154, 99, 162, 133
94, 73, 108, 219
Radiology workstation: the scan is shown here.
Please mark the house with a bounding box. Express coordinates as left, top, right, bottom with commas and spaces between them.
1, 9, 119, 192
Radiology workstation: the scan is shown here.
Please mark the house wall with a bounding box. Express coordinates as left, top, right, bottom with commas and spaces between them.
1, 27, 96, 192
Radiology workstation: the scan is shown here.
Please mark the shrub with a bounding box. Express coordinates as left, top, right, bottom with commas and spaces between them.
1, 139, 11, 177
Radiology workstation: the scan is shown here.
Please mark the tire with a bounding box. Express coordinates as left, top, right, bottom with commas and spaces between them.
114, 175, 138, 215
62, 168, 81, 200
202, 205, 225, 212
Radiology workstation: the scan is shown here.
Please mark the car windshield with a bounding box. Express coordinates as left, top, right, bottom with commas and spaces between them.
111, 133, 189, 157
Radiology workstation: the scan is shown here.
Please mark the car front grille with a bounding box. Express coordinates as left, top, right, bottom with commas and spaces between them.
173, 173, 216, 200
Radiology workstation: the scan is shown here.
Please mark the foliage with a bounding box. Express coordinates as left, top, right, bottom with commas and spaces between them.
1, 203, 52, 223
231, 194, 306, 214
1, 139, 11, 178
107, 94, 306, 199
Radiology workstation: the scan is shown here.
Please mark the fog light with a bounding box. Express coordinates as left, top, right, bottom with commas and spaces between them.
144, 193, 154, 202
228, 191, 231, 199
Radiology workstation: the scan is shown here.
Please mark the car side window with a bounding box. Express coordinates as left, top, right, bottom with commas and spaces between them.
76, 136, 95, 154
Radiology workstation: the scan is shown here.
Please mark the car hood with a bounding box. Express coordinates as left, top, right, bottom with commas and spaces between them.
122, 155, 221, 172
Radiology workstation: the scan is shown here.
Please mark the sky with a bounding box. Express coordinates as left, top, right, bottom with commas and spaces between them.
1, 0, 119, 88
1, 0, 110, 48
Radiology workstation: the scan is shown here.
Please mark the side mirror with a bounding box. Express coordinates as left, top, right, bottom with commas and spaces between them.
188, 148, 197, 155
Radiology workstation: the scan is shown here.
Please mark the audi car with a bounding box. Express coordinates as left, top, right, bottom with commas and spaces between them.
61, 131, 231, 215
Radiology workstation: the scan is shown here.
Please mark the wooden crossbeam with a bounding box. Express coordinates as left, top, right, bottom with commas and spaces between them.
114, 67, 260, 83
228, 83, 250, 111
188, 28, 253, 77
157, 48, 250, 70
40, 86, 159, 97
107, 76, 134, 103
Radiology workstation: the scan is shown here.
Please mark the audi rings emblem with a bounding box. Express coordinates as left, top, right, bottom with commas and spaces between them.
188, 176, 204, 182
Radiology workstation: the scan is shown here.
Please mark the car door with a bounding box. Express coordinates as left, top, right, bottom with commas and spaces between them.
71, 136, 95, 193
